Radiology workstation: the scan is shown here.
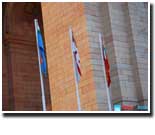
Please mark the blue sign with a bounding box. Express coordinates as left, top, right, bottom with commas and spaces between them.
137, 105, 148, 110
114, 104, 121, 111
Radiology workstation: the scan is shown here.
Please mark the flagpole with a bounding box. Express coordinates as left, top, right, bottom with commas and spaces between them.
34, 19, 46, 111
69, 27, 81, 111
99, 33, 112, 111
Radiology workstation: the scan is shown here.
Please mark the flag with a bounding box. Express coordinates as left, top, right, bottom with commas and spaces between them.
36, 22, 47, 76
34, 19, 47, 111
102, 44, 111, 87
71, 33, 82, 83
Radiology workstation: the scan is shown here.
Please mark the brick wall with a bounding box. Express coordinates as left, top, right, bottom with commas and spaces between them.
3, 2, 148, 111
41, 3, 98, 111
2, 45, 10, 110
2, 3, 51, 111
41, 2, 148, 110
9, 40, 42, 111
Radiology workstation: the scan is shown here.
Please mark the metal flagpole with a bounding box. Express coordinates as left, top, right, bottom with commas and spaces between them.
69, 27, 81, 111
34, 19, 46, 111
99, 33, 112, 111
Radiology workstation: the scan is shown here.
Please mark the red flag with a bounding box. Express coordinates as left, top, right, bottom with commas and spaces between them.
103, 47, 111, 87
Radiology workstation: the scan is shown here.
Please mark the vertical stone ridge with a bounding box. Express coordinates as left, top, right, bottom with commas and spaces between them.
127, 3, 148, 105
84, 2, 119, 110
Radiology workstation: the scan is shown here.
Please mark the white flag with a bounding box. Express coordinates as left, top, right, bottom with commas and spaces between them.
71, 35, 82, 83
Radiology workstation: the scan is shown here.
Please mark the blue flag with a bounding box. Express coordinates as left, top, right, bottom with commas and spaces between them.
36, 22, 47, 76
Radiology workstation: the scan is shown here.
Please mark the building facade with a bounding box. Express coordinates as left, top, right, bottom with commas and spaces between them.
2, 2, 148, 111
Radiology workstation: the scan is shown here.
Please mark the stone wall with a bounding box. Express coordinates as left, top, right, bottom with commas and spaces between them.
84, 2, 148, 109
